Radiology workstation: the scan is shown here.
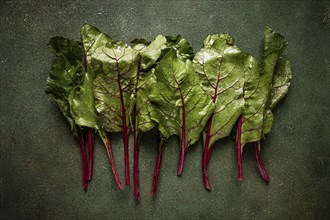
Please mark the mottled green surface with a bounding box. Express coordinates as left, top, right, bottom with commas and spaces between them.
1, 0, 329, 219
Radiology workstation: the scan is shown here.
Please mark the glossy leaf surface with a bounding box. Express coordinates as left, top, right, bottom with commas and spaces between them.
150, 49, 214, 147
132, 35, 168, 132
194, 34, 246, 149
92, 41, 139, 132
69, 66, 98, 129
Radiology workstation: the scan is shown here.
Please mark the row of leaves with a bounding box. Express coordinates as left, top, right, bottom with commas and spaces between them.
46, 24, 292, 200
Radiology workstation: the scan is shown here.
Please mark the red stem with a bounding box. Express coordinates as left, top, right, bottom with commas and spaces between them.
202, 68, 220, 189
106, 133, 123, 190
133, 108, 140, 200
78, 130, 88, 190
117, 73, 130, 186
151, 140, 164, 196
237, 116, 243, 180
133, 58, 142, 199
206, 146, 213, 168
254, 142, 270, 182
202, 114, 214, 190
176, 79, 186, 176
87, 128, 93, 181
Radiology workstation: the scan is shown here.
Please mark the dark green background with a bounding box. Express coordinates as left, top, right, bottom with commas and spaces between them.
1, 0, 329, 219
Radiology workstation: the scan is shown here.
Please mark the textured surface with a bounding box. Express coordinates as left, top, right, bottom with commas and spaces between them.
1, 0, 330, 219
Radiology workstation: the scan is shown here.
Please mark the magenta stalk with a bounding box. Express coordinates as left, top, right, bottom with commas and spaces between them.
254, 142, 270, 182
106, 133, 124, 190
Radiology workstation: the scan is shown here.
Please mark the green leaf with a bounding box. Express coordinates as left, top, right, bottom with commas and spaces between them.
132, 35, 167, 71
241, 27, 289, 146
150, 49, 214, 147
157, 35, 195, 62
131, 35, 168, 133
48, 36, 83, 65
80, 24, 113, 64
134, 69, 157, 132
68, 66, 98, 129
268, 57, 292, 110
92, 40, 140, 132
193, 34, 246, 148
263, 57, 292, 135
45, 37, 83, 136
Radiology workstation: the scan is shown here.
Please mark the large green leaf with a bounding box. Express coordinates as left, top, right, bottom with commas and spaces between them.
45, 37, 83, 136
131, 34, 166, 198
193, 34, 246, 149
150, 49, 214, 147
80, 24, 111, 133
91, 39, 139, 132
241, 27, 288, 147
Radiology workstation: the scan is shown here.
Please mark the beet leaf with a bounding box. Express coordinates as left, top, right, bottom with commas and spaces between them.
150, 47, 214, 176
193, 34, 246, 189
80, 24, 123, 188
46, 36, 88, 189
131, 35, 167, 200
262, 57, 292, 135
68, 65, 98, 181
90, 31, 140, 186
238, 27, 290, 181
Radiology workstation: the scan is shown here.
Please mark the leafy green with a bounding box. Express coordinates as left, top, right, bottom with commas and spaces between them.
241, 26, 288, 147
150, 49, 214, 175
46, 36, 92, 189
194, 33, 246, 149
263, 57, 292, 135
131, 35, 167, 199
194, 33, 252, 189
92, 41, 139, 132
80, 24, 113, 64
131, 35, 168, 133
68, 66, 98, 129
80, 24, 127, 187
46, 24, 292, 192
45, 36, 83, 136
90, 32, 140, 185
236, 27, 290, 181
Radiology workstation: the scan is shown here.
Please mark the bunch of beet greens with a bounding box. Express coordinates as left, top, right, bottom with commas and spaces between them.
46, 24, 291, 199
